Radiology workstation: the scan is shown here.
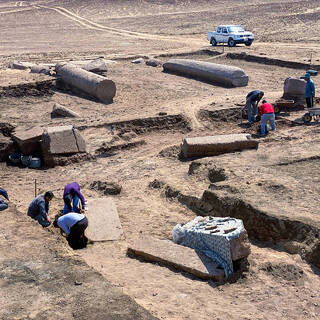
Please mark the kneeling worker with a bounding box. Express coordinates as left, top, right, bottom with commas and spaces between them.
63, 182, 86, 214
0, 188, 9, 211
54, 212, 88, 249
27, 191, 54, 227
260, 100, 276, 136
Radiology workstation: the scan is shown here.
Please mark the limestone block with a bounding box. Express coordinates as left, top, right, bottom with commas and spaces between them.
181, 134, 258, 158
41, 125, 86, 155
51, 103, 79, 118
163, 59, 249, 87
12, 126, 43, 155
86, 198, 123, 241
283, 77, 306, 96
173, 216, 251, 276
128, 236, 225, 281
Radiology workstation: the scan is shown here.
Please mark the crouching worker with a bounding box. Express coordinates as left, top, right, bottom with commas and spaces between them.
27, 191, 54, 227
260, 100, 276, 137
54, 212, 88, 250
63, 182, 86, 214
0, 188, 9, 211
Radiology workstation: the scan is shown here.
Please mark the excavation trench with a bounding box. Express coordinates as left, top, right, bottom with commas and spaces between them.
150, 180, 320, 269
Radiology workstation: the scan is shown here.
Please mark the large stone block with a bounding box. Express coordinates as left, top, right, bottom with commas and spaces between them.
181, 134, 258, 158
163, 59, 248, 87
283, 77, 306, 104
173, 216, 251, 277
41, 125, 86, 155
12, 126, 43, 155
128, 236, 225, 281
82, 58, 108, 74
86, 198, 123, 242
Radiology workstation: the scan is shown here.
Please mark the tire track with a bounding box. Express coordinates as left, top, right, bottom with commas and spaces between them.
36, 5, 204, 46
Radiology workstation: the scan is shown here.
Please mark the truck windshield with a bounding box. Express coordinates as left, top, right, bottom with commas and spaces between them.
228, 26, 245, 33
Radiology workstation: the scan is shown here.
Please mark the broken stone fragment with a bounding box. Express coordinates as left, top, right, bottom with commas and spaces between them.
82, 58, 108, 74
146, 59, 162, 67
131, 58, 144, 64
51, 103, 79, 118
12, 126, 43, 155
8, 61, 34, 70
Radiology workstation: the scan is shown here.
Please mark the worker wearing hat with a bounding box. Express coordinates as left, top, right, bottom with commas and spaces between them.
304, 73, 315, 108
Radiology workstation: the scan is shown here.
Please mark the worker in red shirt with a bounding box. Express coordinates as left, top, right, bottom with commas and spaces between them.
260, 100, 276, 136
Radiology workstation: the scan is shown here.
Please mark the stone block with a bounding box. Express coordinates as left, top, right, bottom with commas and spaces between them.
128, 236, 225, 281
30, 64, 51, 75
51, 103, 79, 118
131, 58, 144, 64
41, 125, 86, 156
85, 198, 123, 242
146, 59, 162, 67
12, 126, 43, 155
284, 77, 306, 96
181, 134, 258, 158
163, 59, 248, 87
173, 216, 251, 277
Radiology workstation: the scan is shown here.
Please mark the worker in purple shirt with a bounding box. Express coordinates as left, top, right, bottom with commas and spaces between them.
63, 182, 86, 214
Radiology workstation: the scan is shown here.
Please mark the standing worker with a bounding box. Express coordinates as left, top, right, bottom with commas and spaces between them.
0, 188, 9, 211
54, 212, 88, 249
260, 100, 276, 137
246, 90, 264, 124
304, 73, 315, 108
63, 182, 86, 214
27, 191, 54, 227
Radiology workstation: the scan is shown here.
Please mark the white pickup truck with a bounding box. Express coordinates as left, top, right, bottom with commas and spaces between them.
207, 25, 254, 47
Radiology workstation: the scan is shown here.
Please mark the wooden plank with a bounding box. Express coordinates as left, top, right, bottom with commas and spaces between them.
128, 236, 225, 281
85, 198, 123, 242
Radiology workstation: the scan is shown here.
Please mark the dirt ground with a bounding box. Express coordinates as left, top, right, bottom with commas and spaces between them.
1, 0, 320, 319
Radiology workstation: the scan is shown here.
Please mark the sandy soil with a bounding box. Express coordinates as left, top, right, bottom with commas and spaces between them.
1, 1, 320, 319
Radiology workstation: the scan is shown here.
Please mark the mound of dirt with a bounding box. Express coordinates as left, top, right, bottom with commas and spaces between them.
90, 180, 122, 195
260, 262, 305, 283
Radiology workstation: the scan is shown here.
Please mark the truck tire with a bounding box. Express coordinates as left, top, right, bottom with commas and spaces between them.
210, 37, 217, 46
245, 41, 252, 46
228, 38, 236, 47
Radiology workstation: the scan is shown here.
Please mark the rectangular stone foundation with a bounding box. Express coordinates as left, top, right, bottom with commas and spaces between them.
181, 134, 258, 158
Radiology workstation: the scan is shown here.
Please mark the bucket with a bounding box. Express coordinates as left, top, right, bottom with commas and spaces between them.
21, 155, 32, 167
28, 157, 41, 169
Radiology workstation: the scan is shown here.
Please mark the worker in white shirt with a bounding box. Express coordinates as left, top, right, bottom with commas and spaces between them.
54, 212, 88, 249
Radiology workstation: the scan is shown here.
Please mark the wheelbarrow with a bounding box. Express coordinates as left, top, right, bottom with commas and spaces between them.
273, 100, 295, 115
302, 108, 320, 124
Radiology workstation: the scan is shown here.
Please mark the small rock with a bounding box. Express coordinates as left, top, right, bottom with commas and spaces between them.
158, 112, 167, 116
146, 59, 162, 67
8, 61, 34, 70
131, 58, 144, 64
74, 281, 82, 286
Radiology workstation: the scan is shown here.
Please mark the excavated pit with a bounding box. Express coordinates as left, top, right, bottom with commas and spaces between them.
149, 155, 320, 269
0, 79, 55, 98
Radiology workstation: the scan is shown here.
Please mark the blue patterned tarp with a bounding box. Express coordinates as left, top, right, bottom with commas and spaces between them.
172, 216, 245, 278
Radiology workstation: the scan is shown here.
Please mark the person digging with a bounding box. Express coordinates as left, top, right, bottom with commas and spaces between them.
245, 90, 264, 124
259, 100, 276, 137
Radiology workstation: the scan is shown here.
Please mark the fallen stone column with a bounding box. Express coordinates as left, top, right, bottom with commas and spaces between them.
163, 59, 248, 87
181, 134, 258, 158
55, 63, 116, 103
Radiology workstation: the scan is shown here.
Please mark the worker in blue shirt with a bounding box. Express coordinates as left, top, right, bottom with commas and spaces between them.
0, 188, 9, 211
246, 90, 264, 124
304, 73, 315, 108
